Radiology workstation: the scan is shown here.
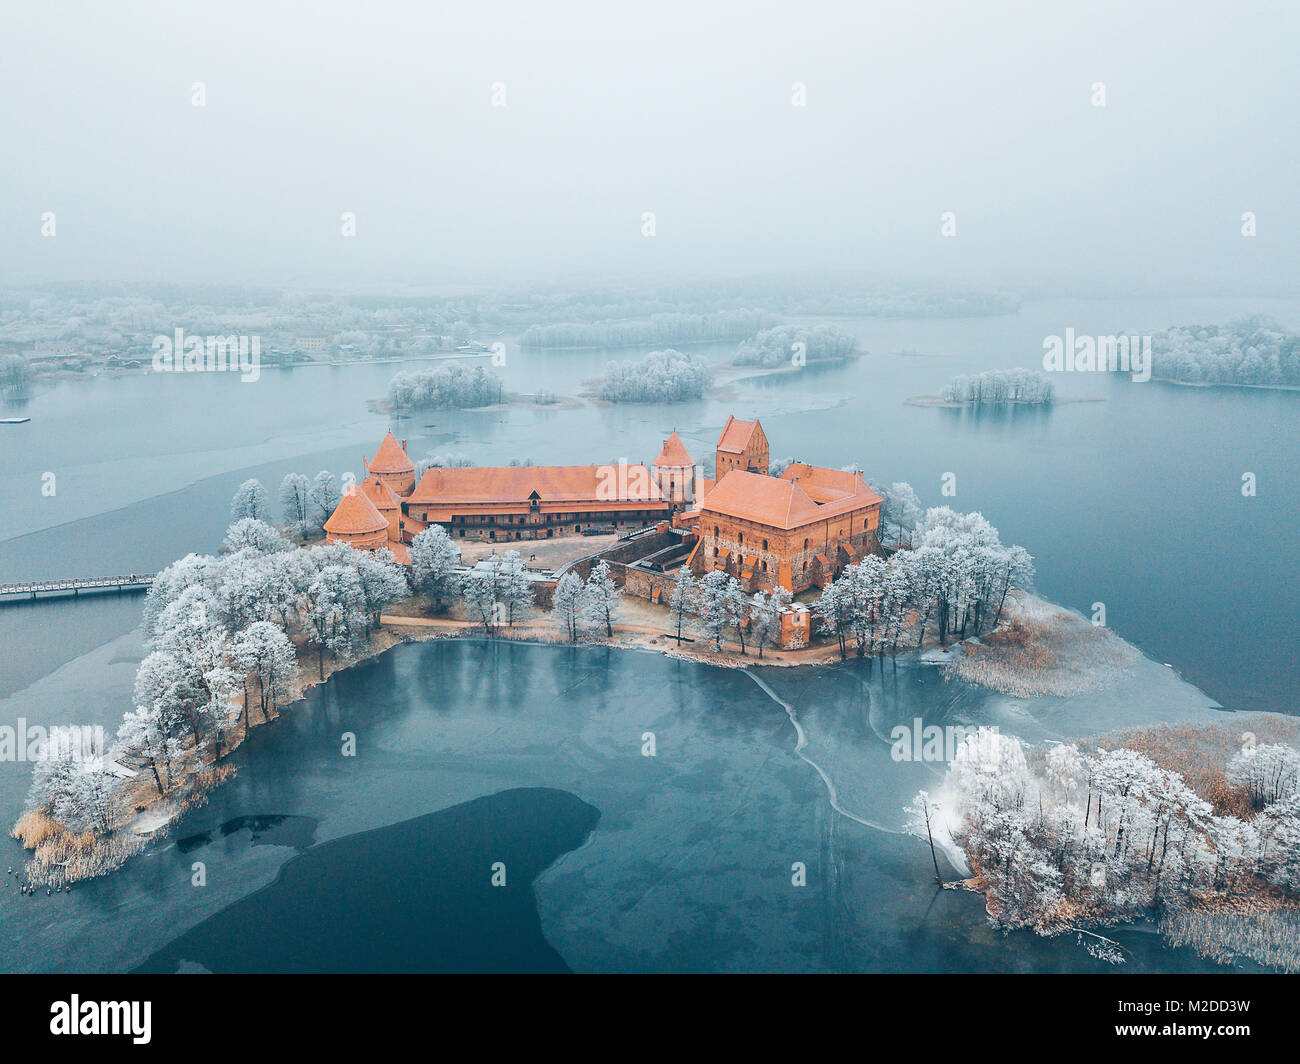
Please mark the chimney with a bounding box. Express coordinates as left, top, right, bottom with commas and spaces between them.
401, 439, 407, 453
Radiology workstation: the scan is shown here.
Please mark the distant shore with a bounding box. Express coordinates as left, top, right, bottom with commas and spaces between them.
904, 394, 1102, 408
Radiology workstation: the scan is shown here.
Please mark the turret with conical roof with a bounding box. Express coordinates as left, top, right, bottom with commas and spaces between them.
652, 430, 695, 507
365, 432, 416, 496
324, 484, 390, 552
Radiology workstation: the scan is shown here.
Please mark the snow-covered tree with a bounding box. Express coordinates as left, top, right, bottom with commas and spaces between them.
748, 590, 781, 658
231, 478, 271, 522
581, 561, 621, 637
667, 566, 696, 646
222, 518, 292, 555
117, 705, 170, 795
232, 620, 298, 728
302, 564, 367, 678
307, 471, 341, 531
408, 525, 462, 611
1227, 744, 1300, 810
695, 569, 740, 651
463, 555, 502, 634
550, 572, 584, 642
279, 473, 311, 534
499, 550, 535, 627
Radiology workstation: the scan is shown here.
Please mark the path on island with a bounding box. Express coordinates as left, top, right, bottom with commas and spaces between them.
378, 612, 849, 668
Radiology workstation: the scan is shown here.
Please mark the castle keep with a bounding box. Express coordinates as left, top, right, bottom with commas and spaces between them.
326, 418, 881, 597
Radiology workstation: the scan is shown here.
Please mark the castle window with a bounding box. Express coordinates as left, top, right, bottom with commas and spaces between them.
762, 539, 767, 550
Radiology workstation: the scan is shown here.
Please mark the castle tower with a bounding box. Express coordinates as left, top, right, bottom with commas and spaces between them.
714, 415, 769, 477
358, 473, 404, 543
364, 432, 416, 497
323, 484, 390, 552
652, 430, 695, 507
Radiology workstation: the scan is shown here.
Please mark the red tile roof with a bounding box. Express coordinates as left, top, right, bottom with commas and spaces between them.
324, 485, 390, 535
367, 432, 414, 474
359, 474, 401, 512
408, 465, 665, 506
716, 415, 762, 455
653, 431, 694, 468
699, 466, 880, 530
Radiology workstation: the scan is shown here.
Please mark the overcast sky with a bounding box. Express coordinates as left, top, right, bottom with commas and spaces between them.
2, 0, 1296, 294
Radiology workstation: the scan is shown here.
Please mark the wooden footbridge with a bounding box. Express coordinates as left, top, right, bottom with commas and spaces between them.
0, 574, 154, 603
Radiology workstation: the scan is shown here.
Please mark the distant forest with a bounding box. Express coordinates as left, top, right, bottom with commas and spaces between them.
386, 363, 502, 410
520, 310, 775, 349
1151, 317, 1300, 388
596, 348, 711, 403
942, 368, 1054, 405
734, 324, 859, 367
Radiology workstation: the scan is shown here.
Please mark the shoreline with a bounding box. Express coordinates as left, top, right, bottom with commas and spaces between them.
6, 589, 1149, 888
904, 394, 1101, 408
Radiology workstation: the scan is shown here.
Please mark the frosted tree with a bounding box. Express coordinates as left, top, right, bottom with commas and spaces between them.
1227, 744, 1300, 810
302, 564, 367, 678
117, 706, 170, 795
550, 572, 585, 642
873, 481, 922, 546
1258, 793, 1300, 891
695, 569, 740, 651
415, 452, 475, 477
408, 525, 462, 611
222, 518, 292, 555
905, 790, 945, 886
347, 546, 410, 629
214, 551, 278, 632
307, 471, 341, 531
499, 550, 536, 627
149, 585, 236, 757
463, 555, 502, 634
142, 553, 214, 636
279, 473, 311, 533
232, 620, 298, 728
231, 478, 270, 522
581, 561, 621, 637
812, 578, 851, 659
748, 590, 780, 658
596, 349, 712, 403
667, 566, 697, 646
69, 766, 118, 835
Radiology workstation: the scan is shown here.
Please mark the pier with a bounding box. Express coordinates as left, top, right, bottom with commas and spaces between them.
0, 575, 154, 603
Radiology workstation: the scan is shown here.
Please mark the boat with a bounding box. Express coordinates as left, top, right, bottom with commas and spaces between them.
0, 417, 30, 425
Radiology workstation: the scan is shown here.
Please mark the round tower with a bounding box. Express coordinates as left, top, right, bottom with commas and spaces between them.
652, 430, 695, 507
365, 432, 416, 496
324, 484, 390, 552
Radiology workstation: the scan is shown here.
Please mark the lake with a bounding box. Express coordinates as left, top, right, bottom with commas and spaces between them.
0, 295, 1295, 970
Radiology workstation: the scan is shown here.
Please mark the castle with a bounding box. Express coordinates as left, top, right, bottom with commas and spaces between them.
325, 417, 881, 597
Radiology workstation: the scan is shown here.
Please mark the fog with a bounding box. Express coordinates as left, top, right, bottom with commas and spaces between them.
2, 0, 1296, 293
